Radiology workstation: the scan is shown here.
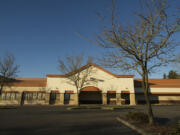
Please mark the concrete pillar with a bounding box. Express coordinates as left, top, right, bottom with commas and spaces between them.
102, 93, 107, 105
59, 93, 64, 105
116, 93, 122, 105
73, 93, 78, 105
45, 93, 50, 104
55, 93, 60, 104
130, 93, 136, 105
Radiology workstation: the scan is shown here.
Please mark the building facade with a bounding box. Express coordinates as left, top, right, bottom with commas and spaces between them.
0, 63, 180, 105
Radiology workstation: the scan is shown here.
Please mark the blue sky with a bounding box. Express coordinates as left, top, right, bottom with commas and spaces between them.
0, 0, 179, 78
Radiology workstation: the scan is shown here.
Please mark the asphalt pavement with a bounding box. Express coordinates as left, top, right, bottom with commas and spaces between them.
0, 106, 140, 135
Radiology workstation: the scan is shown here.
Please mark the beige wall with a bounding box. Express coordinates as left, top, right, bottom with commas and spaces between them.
69, 94, 76, 105
0, 92, 21, 105
23, 100, 46, 105
136, 94, 180, 100
2, 86, 46, 93
0, 100, 19, 105
135, 94, 180, 104
135, 87, 180, 93
47, 66, 135, 93
158, 95, 180, 100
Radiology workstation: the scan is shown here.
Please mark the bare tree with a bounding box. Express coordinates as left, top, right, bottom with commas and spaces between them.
93, 0, 180, 124
58, 54, 97, 105
0, 53, 19, 95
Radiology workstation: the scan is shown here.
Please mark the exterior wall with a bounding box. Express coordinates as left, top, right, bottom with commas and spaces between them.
135, 87, 180, 104
135, 94, 180, 100
23, 92, 47, 105
2, 86, 47, 92
0, 100, 19, 105
135, 94, 180, 104
23, 100, 46, 105
158, 95, 180, 100
0, 65, 179, 106
135, 87, 180, 93
0, 86, 47, 105
0, 92, 21, 105
47, 67, 135, 94
64, 93, 76, 105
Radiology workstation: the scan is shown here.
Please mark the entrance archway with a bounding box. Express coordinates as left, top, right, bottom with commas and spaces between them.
79, 86, 102, 104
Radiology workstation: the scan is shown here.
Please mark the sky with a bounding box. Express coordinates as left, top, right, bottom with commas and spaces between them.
0, 0, 179, 78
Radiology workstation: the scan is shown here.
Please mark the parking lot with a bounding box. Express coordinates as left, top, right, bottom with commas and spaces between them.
0, 106, 139, 135
0, 105, 180, 135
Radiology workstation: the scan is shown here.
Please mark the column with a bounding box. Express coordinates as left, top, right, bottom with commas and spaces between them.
73, 93, 78, 105
116, 93, 122, 105
59, 93, 64, 105
130, 93, 136, 105
55, 93, 60, 104
102, 93, 107, 105
45, 93, 50, 104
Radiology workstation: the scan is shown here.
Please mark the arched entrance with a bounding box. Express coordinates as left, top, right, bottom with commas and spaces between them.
79, 86, 102, 104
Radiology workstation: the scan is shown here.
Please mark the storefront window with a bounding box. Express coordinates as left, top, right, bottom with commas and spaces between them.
1, 92, 18, 100
25, 92, 45, 101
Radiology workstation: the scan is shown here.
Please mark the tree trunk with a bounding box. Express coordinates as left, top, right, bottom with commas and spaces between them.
76, 88, 79, 106
77, 93, 79, 106
0, 84, 3, 95
0, 78, 5, 96
142, 69, 154, 125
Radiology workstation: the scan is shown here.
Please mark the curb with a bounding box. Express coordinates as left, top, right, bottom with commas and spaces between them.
116, 117, 155, 135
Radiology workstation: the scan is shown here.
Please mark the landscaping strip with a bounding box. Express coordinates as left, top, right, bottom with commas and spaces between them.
116, 117, 155, 135
66, 105, 131, 110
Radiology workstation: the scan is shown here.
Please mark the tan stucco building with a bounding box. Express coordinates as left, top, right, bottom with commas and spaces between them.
0, 63, 180, 105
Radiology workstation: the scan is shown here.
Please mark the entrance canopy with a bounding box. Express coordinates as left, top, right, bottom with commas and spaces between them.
80, 86, 100, 92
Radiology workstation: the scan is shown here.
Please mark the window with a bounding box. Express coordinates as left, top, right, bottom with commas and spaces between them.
64, 93, 70, 100
1, 92, 19, 100
25, 92, 45, 101
38, 93, 45, 100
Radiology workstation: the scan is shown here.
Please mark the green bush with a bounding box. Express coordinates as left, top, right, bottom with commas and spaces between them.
169, 121, 180, 135
126, 111, 149, 123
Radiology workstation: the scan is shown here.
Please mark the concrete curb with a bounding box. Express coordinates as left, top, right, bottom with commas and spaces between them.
116, 117, 155, 135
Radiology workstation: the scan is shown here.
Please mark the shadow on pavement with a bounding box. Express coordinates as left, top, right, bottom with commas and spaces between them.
155, 117, 169, 125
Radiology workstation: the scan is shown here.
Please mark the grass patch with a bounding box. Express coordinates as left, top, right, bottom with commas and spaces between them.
101, 106, 114, 110
126, 111, 149, 123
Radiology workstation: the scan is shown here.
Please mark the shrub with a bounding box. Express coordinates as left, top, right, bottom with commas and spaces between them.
126, 111, 149, 123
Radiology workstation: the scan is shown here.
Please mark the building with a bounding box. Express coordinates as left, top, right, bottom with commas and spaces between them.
0, 63, 180, 105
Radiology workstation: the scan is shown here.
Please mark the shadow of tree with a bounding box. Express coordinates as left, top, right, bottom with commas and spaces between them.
154, 117, 169, 125
0, 106, 17, 109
